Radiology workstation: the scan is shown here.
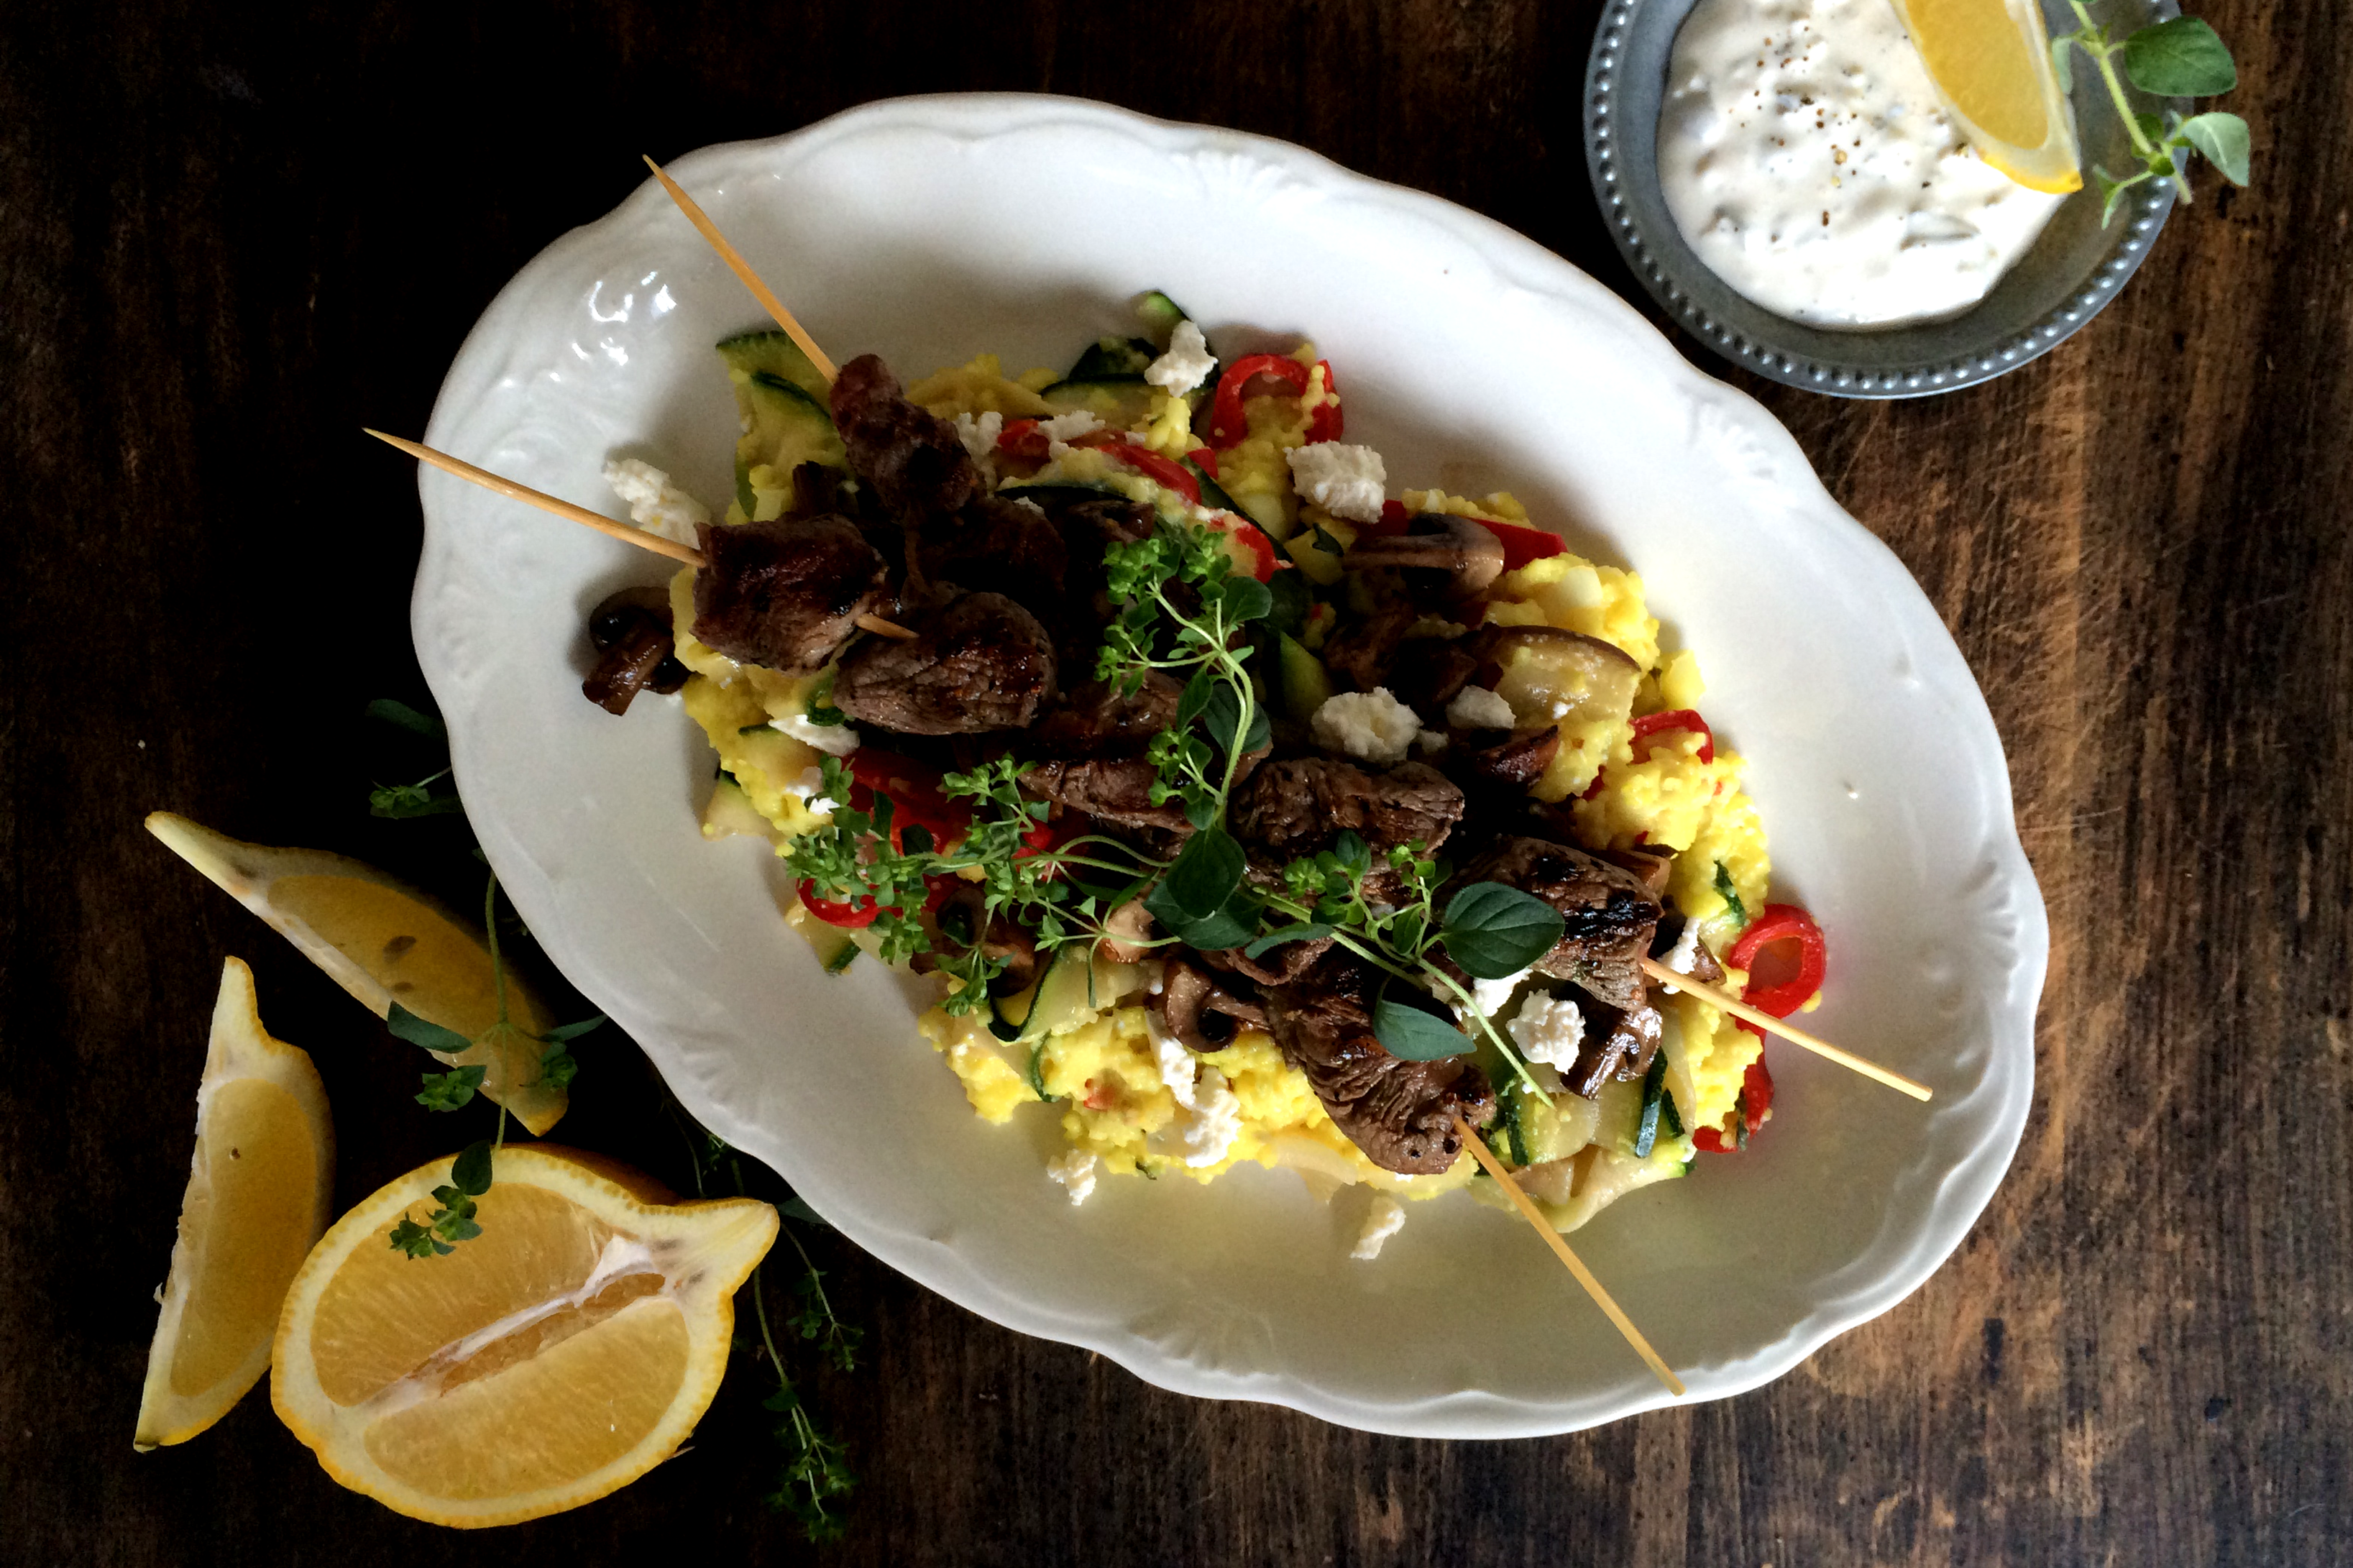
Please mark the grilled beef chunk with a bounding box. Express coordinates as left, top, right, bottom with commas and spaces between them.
1560, 996, 1664, 1098
1447, 835, 1661, 1011
919, 494, 1070, 613
1155, 956, 1268, 1053
1262, 952, 1495, 1175
1230, 759, 1464, 897
690, 515, 890, 674
1019, 757, 1193, 836
1024, 674, 1183, 759
1605, 847, 1674, 901
829, 353, 980, 519
1321, 598, 1418, 692
833, 590, 1056, 735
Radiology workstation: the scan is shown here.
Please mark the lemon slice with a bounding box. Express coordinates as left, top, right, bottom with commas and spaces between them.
271, 1146, 776, 1527
135, 958, 334, 1450
146, 813, 567, 1135
1889, 0, 2083, 194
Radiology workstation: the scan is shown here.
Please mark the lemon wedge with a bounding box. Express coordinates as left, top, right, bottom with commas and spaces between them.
1889, 0, 2083, 193
145, 813, 567, 1136
271, 1146, 776, 1527
134, 958, 334, 1450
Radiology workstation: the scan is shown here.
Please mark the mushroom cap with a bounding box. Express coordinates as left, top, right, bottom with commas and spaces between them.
1341, 513, 1506, 595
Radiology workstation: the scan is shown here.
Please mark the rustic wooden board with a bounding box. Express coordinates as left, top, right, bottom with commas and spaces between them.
3, 0, 2346, 1562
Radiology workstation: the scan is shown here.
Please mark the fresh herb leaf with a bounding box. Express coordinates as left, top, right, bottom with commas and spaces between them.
1216, 573, 1273, 624
2123, 15, 2236, 97
2094, 165, 2147, 226
1159, 827, 1246, 919
2178, 111, 2250, 185
414, 1064, 486, 1111
1438, 882, 1564, 979
365, 697, 446, 740
450, 1138, 496, 1196
1372, 997, 1475, 1060
369, 772, 464, 819
1176, 666, 1215, 728
2050, 36, 2074, 93
1712, 862, 1748, 927
386, 1001, 474, 1057
780, 1195, 831, 1229
541, 1014, 606, 1043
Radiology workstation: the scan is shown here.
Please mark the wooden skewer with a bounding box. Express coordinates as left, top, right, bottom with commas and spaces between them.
364, 428, 706, 566
363, 429, 917, 641
1452, 1111, 1685, 1397
641, 155, 839, 385
1638, 956, 1933, 1103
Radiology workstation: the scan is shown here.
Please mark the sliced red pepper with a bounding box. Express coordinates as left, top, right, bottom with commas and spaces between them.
1371, 499, 1413, 534
1478, 515, 1566, 571
1692, 1057, 1775, 1152
1186, 446, 1221, 480
1210, 512, 1280, 582
1075, 434, 1201, 505
1725, 902, 1827, 1019
796, 879, 881, 928
1629, 709, 1715, 764
796, 872, 953, 929
995, 418, 1051, 462
1206, 355, 1341, 448
847, 749, 970, 852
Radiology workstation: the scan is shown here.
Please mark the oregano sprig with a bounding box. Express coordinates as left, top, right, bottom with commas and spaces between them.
2054, 5, 2252, 224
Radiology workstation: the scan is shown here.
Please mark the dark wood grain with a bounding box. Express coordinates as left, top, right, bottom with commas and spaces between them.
4, 1, 2347, 1563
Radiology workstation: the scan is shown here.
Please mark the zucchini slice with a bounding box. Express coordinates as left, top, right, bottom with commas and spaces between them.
1065, 336, 1158, 380
1041, 377, 1158, 431
717, 331, 845, 517
1278, 633, 1335, 725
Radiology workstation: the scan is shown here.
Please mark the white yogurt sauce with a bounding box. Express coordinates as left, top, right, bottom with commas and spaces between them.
1658, 0, 2066, 329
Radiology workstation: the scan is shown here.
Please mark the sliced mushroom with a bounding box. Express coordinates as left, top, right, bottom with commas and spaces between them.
583, 586, 688, 715
1342, 513, 1506, 597
1451, 725, 1561, 789
1480, 625, 1640, 731
1155, 955, 1268, 1053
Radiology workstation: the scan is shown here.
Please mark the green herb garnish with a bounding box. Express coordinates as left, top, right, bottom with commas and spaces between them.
2055, 6, 2251, 224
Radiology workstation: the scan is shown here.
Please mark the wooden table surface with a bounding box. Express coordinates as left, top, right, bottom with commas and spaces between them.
5, 1, 2347, 1563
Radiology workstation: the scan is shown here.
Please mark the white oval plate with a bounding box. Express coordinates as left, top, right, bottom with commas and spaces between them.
416, 95, 2045, 1439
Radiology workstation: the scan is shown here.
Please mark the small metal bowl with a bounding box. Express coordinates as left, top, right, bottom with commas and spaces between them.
1584, 0, 2182, 398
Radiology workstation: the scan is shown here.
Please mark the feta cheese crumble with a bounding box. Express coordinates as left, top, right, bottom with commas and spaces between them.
953, 409, 1004, 462
1508, 992, 1587, 1071
602, 458, 710, 547
1146, 1014, 1244, 1168
770, 711, 862, 756
1285, 442, 1388, 524
1445, 684, 1517, 731
781, 765, 838, 815
1352, 1196, 1407, 1260
1038, 408, 1106, 462
1310, 687, 1421, 764
1656, 920, 1706, 994
1145, 320, 1216, 397
1046, 1148, 1099, 1206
